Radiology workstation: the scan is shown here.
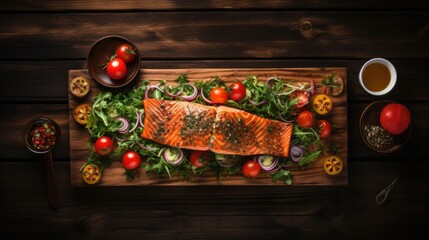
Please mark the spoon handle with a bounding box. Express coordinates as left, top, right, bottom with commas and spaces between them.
44, 151, 60, 209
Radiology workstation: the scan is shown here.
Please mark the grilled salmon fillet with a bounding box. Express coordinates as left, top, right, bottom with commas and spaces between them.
141, 99, 293, 157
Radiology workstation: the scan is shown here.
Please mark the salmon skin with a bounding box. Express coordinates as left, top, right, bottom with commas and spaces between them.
141, 99, 293, 157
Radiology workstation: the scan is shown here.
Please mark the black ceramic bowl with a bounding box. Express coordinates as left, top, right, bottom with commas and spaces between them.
87, 35, 141, 88
359, 100, 411, 153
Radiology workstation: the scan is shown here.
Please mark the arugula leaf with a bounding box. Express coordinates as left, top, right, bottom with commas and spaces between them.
271, 169, 293, 185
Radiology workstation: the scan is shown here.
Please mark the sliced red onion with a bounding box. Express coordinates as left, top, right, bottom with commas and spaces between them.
290, 145, 304, 162
200, 87, 214, 104
162, 148, 184, 166
181, 83, 198, 101
144, 85, 163, 99
137, 141, 157, 151
115, 116, 129, 134
255, 155, 279, 172
128, 110, 141, 133
278, 114, 296, 123
266, 77, 279, 89
309, 80, 316, 95
265, 165, 281, 174
164, 84, 183, 98
248, 98, 267, 106
138, 111, 144, 128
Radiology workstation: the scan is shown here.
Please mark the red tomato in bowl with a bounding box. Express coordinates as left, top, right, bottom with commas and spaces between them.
229, 82, 246, 101
116, 44, 136, 63
297, 110, 314, 128
122, 151, 142, 170
107, 58, 127, 80
242, 160, 261, 178
380, 103, 411, 135
210, 87, 228, 104
94, 136, 114, 156
189, 151, 210, 168
317, 120, 332, 138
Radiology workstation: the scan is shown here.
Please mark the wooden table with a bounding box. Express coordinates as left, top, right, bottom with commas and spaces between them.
1, 1, 428, 239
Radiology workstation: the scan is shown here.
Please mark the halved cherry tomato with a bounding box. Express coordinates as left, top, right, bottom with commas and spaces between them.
229, 82, 246, 101
313, 94, 333, 115
81, 163, 101, 184
69, 76, 90, 98
210, 87, 228, 104
242, 160, 261, 178
290, 91, 310, 108
94, 136, 114, 156
116, 43, 136, 63
297, 110, 314, 128
317, 119, 332, 138
107, 58, 127, 80
122, 151, 142, 170
189, 151, 210, 168
323, 155, 343, 175
73, 103, 92, 125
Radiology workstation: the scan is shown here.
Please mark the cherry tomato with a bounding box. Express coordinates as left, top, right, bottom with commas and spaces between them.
81, 163, 102, 184
210, 87, 228, 104
73, 103, 91, 125
290, 91, 310, 108
323, 155, 343, 175
317, 120, 332, 138
313, 94, 333, 115
122, 151, 142, 170
242, 160, 261, 178
229, 82, 246, 101
116, 43, 136, 63
380, 103, 411, 135
189, 151, 210, 168
297, 110, 314, 128
94, 136, 114, 156
107, 58, 127, 80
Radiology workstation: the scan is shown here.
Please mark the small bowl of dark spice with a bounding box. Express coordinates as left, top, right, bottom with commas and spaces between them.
360, 100, 411, 153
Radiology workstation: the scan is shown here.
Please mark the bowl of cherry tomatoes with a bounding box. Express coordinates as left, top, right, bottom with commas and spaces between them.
87, 35, 141, 88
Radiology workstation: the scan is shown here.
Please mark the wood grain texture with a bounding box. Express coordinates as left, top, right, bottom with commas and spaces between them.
68, 68, 347, 186
0, 12, 428, 60
1, 161, 428, 239
1, 0, 429, 11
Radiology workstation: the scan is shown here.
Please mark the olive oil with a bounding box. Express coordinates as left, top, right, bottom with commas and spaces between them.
362, 63, 391, 92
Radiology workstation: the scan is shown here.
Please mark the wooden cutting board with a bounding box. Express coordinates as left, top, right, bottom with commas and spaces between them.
69, 68, 347, 186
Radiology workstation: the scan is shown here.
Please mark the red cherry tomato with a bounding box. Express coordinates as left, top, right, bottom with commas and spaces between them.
116, 44, 136, 63
210, 87, 228, 104
189, 151, 210, 168
94, 136, 114, 156
242, 160, 261, 178
229, 82, 246, 101
290, 91, 310, 108
317, 119, 332, 138
122, 151, 142, 170
107, 58, 127, 80
297, 110, 314, 128
380, 103, 411, 135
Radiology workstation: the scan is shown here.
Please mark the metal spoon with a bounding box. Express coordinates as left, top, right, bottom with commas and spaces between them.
24, 117, 61, 209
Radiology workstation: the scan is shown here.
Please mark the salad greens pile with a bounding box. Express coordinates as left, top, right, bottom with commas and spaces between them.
84, 74, 325, 184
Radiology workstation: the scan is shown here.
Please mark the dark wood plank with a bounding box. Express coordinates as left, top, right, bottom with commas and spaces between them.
68, 68, 348, 186
1, 0, 428, 11
0, 12, 428, 60
2, 59, 429, 102
1, 161, 428, 239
